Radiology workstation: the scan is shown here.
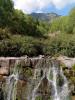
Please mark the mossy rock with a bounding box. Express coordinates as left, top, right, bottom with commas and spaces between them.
60, 63, 66, 69
72, 64, 75, 71
70, 77, 75, 83
36, 96, 42, 100
20, 67, 33, 78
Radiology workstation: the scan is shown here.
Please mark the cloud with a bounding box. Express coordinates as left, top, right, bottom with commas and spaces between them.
51, 0, 75, 9
13, 0, 75, 13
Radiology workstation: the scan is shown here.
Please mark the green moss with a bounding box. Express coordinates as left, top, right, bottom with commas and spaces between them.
24, 67, 33, 76
57, 75, 64, 87
60, 63, 66, 69
70, 77, 75, 83
35, 96, 42, 100
21, 67, 33, 77
72, 64, 75, 71
48, 97, 51, 100
16, 61, 33, 77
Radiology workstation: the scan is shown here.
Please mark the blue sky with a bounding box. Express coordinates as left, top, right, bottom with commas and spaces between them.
13, 0, 75, 15
42, 4, 75, 15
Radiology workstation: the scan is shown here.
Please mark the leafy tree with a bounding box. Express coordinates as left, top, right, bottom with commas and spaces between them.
68, 8, 75, 33
0, 28, 11, 40
0, 0, 14, 27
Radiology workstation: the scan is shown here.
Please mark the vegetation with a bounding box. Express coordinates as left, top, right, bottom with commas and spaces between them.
50, 8, 75, 34
0, 0, 75, 57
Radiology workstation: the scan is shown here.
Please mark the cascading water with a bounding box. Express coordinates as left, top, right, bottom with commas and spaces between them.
4, 58, 71, 100
6, 60, 20, 100
32, 69, 46, 100
51, 64, 60, 100
31, 59, 71, 100
59, 68, 70, 100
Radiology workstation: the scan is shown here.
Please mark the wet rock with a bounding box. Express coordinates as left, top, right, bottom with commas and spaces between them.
0, 59, 9, 76
0, 75, 7, 82
17, 80, 28, 100
0, 88, 4, 100
57, 56, 75, 68
0, 56, 74, 99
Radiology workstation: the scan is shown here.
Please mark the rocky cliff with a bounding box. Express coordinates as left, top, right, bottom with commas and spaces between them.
0, 56, 75, 100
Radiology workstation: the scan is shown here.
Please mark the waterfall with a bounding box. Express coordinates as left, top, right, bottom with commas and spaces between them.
59, 68, 70, 100
6, 60, 20, 100
51, 64, 60, 100
31, 59, 70, 100
32, 69, 46, 100
4, 58, 70, 100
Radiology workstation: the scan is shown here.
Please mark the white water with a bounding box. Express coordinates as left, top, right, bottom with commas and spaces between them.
6, 60, 19, 100
59, 68, 70, 100
5, 59, 70, 100
31, 60, 70, 100
52, 66, 60, 100
32, 68, 46, 100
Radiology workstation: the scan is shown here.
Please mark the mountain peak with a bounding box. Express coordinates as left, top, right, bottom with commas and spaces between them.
30, 12, 60, 22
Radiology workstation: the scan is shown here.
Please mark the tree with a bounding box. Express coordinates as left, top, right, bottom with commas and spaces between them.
0, 0, 14, 27
67, 8, 75, 33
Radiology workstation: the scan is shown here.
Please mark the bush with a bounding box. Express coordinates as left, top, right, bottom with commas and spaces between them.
0, 35, 44, 56
0, 28, 11, 40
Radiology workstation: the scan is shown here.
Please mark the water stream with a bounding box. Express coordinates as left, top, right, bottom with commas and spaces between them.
5, 58, 70, 100
6, 60, 20, 100
31, 60, 70, 100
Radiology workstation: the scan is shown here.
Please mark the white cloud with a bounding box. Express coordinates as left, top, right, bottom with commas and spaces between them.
13, 0, 75, 13
51, 0, 75, 9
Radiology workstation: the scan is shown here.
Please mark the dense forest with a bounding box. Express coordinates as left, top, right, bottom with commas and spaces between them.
0, 0, 75, 57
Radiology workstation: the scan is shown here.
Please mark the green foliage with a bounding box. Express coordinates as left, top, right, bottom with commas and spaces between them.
0, 0, 14, 27
50, 7, 75, 34
72, 64, 75, 71
0, 0, 49, 37
69, 8, 75, 29
0, 30, 75, 57
50, 16, 69, 33
36, 20, 49, 35
0, 28, 11, 40
0, 1, 75, 57
36, 96, 42, 100
0, 35, 44, 56
50, 17, 61, 32
11, 10, 41, 36
9, 9, 49, 37
73, 27, 75, 34
43, 33, 75, 57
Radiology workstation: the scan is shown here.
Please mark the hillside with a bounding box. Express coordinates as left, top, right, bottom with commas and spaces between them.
31, 12, 59, 22
0, 0, 75, 57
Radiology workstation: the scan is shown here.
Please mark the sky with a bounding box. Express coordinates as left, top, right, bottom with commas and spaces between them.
13, 0, 75, 15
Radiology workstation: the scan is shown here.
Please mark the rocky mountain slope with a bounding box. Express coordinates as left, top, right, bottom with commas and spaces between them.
30, 12, 60, 22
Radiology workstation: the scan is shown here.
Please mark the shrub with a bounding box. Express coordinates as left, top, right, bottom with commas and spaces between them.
0, 28, 11, 40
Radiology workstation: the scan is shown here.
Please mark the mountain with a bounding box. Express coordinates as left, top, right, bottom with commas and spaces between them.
30, 12, 60, 22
